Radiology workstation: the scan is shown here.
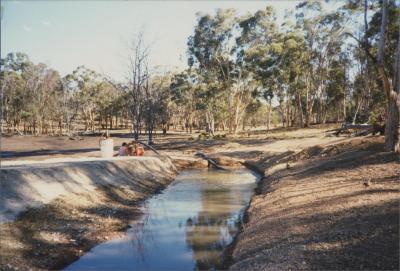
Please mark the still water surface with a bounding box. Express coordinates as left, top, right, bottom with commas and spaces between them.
65, 168, 259, 270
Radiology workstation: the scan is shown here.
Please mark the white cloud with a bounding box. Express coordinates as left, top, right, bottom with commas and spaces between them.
41, 20, 52, 27
22, 24, 31, 32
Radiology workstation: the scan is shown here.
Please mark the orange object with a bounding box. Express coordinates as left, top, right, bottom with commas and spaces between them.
135, 146, 144, 156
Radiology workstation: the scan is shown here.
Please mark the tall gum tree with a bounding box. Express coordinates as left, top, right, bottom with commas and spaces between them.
342, 0, 399, 152
378, 0, 399, 152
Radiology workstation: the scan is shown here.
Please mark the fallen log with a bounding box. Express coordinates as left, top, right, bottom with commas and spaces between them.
343, 124, 373, 129
15, 128, 24, 136
353, 128, 375, 137
353, 124, 385, 136
136, 141, 161, 156
325, 127, 351, 136
326, 123, 385, 137
194, 152, 227, 170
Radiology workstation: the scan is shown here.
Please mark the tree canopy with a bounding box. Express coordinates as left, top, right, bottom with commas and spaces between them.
1, 1, 399, 150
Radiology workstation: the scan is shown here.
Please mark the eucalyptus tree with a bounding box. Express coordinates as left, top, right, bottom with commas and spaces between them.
170, 70, 197, 133
1, 53, 32, 133
325, 53, 351, 122
0, 66, 26, 133
1, 51, 143, 135
61, 73, 81, 133
37, 67, 63, 134
376, 0, 400, 152
295, 1, 350, 125
63, 66, 125, 132
188, 8, 264, 134
341, 0, 399, 151
19, 62, 63, 134
0, 52, 65, 134
94, 80, 117, 129
188, 9, 232, 134
236, 6, 280, 129
144, 72, 171, 144
189, 9, 242, 134
237, 3, 348, 128
68, 66, 103, 131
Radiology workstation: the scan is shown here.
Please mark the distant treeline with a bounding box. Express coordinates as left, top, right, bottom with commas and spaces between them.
1, 1, 399, 150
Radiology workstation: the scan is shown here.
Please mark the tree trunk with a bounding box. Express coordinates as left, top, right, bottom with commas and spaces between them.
377, 0, 399, 152
210, 117, 215, 135
91, 111, 95, 131
58, 119, 62, 134
267, 100, 272, 131
189, 114, 193, 133
286, 98, 290, 127
222, 120, 226, 131
343, 93, 346, 122
50, 121, 54, 134
384, 28, 400, 152
125, 111, 129, 128
298, 92, 304, 127
352, 98, 363, 124
205, 111, 215, 135
233, 101, 241, 134
148, 126, 154, 145
385, 97, 399, 152
305, 87, 310, 127
39, 119, 43, 135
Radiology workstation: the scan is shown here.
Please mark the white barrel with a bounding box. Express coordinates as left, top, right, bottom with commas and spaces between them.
99, 138, 114, 158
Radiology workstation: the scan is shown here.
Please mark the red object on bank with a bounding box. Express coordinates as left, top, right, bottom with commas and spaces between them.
135, 146, 144, 156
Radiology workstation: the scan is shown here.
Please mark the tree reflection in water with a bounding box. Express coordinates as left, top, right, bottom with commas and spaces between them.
65, 168, 258, 271
184, 175, 251, 270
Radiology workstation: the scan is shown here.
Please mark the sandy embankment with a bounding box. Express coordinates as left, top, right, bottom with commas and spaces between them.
229, 138, 399, 270
0, 156, 177, 270
0, 156, 177, 223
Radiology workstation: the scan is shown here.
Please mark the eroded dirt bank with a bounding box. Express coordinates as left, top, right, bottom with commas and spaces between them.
229, 138, 399, 270
0, 157, 177, 270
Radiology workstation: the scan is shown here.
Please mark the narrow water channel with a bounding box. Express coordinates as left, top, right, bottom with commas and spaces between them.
65, 168, 259, 271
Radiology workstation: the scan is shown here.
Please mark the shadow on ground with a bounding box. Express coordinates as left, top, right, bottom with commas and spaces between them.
230, 140, 399, 270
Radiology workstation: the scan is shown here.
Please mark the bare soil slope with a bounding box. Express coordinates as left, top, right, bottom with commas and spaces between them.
230, 138, 399, 270
0, 157, 177, 270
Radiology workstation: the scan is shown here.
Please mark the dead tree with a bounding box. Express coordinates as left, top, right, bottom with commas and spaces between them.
127, 32, 151, 141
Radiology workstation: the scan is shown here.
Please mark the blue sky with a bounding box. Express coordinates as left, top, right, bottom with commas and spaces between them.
1, 0, 306, 81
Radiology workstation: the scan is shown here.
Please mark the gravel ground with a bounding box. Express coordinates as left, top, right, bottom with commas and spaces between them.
229, 137, 399, 270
